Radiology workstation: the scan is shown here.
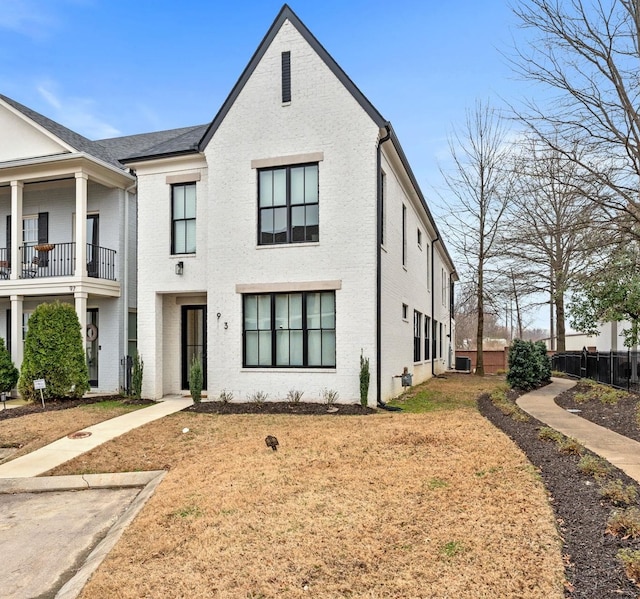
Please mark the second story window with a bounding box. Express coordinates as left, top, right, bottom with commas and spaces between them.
172, 183, 196, 254
23, 216, 38, 247
258, 163, 319, 245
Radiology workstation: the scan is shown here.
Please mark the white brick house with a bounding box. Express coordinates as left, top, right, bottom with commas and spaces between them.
126, 5, 457, 405
0, 95, 137, 393
0, 5, 456, 404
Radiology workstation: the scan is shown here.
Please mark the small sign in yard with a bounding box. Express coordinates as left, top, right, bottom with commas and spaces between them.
33, 379, 46, 408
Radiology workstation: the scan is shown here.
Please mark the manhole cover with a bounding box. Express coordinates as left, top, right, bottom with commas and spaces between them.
67, 431, 92, 439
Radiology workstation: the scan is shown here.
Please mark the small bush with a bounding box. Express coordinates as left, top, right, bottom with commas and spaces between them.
219, 389, 233, 403
286, 389, 303, 403
506, 339, 551, 390
538, 427, 564, 443
607, 507, 640, 539
577, 454, 612, 478
599, 479, 638, 506
0, 337, 18, 394
322, 388, 339, 405
189, 356, 203, 403
249, 391, 268, 403
132, 352, 144, 400
18, 302, 89, 401
557, 437, 583, 455
360, 352, 370, 407
618, 549, 640, 584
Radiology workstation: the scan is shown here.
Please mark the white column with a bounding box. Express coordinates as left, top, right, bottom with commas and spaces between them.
10, 181, 23, 281
75, 172, 88, 277
74, 291, 88, 350
10, 295, 23, 374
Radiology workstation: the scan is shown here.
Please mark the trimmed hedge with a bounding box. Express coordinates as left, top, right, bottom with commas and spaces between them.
0, 337, 18, 393
507, 338, 552, 391
18, 302, 90, 401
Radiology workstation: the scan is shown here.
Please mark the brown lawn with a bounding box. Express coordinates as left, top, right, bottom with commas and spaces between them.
47, 374, 565, 599
0, 402, 143, 464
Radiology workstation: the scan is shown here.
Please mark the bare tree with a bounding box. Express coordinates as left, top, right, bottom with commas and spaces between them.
512, 0, 640, 236
503, 137, 611, 351
440, 101, 514, 375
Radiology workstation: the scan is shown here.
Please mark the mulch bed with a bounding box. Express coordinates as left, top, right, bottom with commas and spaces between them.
479, 387, 640, 598
186, 401, 377, 415
0, 396, 153, 421
555, 381, 640, 442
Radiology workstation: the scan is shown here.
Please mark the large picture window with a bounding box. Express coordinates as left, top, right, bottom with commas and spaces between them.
244, 291, 335, 367
258, 164, 319, 245
172, 183, 196, 254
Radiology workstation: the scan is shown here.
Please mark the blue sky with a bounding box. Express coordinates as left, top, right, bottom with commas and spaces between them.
0, 0, 531, 188
0, 0, 547, 328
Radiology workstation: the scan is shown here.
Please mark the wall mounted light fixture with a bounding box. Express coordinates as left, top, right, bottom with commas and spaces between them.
175, 261, 184, 275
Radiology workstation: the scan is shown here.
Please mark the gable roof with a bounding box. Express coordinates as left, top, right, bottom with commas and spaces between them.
0, 94, 122, 168
197, 4, 388, 150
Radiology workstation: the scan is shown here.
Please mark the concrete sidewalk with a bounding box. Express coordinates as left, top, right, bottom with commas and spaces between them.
0, 395, 192, 478
517, 377, 640, 483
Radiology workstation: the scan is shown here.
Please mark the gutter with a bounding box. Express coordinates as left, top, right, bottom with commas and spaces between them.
376, 124, 391, 408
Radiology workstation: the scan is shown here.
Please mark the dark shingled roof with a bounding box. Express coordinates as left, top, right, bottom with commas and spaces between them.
99, 124, 208, 163
0, 93, 122, 167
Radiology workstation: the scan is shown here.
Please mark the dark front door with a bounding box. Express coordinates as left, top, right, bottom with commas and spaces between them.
181, 306, 207, 390
87, 308, 99, 387
87, 214, 99, 277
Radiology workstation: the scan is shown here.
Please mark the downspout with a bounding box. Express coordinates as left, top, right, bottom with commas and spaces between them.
449, 272, 454, 369
376, 124, 391, 408
122, 179, 136, 384
431, 235, 439, 376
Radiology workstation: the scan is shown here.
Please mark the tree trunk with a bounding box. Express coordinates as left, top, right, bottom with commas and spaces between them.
476, 258, 485, 376
556, 291, 566, 353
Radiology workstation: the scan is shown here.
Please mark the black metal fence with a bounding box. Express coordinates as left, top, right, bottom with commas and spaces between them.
121, 355, 133, 396
552, 350, 640, 392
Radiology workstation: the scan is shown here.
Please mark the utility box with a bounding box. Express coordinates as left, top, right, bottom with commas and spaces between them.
455, 356, 471, 372
401, 372, 413, 387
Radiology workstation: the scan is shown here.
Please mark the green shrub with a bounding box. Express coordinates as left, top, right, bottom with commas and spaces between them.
360, 352, 370, 407
577, 454, 612, 478
0, 337, 18, 394
599, 479, 638, 506
18, 302, 89, 401
618, 549, 640, 584
507, 339, 550, 390
607, 507, 640, 538
131, 352, 144, 400
538, 426, 564, 443
189, 355, 203, 403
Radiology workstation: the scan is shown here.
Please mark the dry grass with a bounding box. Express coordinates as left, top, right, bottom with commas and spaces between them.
46, 375, 565, 599
0, 401, 142, 464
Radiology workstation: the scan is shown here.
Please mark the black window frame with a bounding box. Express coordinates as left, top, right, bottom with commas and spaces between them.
439, 322, 443, 358
257, 163, 319, 246
424, 315, 431, 360
243, 290, 336, 368
433, 318, 438, 360
171, 182, 197, 255
413, 310, 422, 362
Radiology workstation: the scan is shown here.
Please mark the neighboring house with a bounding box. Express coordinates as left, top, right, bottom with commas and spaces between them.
125, 5, 457, 405
0, 5, 457, 404
0, 94, 137, 393
543, 321, 635, 352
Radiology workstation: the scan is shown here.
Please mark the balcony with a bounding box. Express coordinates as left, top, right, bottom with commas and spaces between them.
0, 243, 116, 281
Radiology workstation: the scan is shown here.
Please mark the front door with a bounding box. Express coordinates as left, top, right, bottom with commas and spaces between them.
181, 306, 207, 390
87, 308, 99, 387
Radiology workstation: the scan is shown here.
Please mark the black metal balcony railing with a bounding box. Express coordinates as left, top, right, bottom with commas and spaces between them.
0, 243, 116, 281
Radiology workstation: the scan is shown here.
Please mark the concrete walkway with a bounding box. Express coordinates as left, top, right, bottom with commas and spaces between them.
0, 395, 192, 478
517, 377, 640, 483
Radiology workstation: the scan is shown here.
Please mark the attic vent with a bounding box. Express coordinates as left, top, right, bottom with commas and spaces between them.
282, 51, 291, 103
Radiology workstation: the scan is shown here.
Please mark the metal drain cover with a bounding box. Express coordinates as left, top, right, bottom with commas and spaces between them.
67, 431, 92, 439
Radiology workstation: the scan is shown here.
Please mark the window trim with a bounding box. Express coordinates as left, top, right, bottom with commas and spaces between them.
413, 310, 422, 362
243, 290, 336, 368
424, 315, 431, 360
171, 182, 197, 255
257, 162, 319, 246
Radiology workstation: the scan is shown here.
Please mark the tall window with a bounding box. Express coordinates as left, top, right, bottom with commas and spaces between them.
402, 204, 407, 266
258, 164, 319, 245
413, 310, 422, 362
424, 315, 431, 360
282, 51, 291, 103
243, 291, 335, 367
172, 183, 196, 254
433, 319, 438, 359
439, 322, 444, 358
22, 216, 38, 247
